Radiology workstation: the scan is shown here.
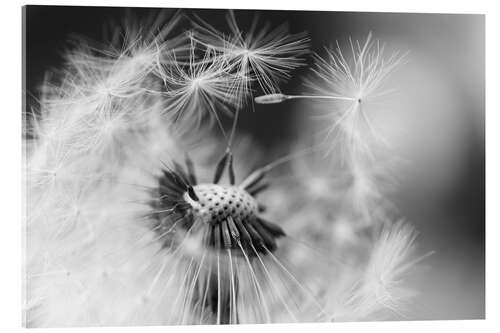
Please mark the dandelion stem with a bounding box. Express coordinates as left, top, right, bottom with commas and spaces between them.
227, 108, 240, 150
260, 145, 322, 172
239, 145, 322, 189
213, 107, 240, 184
287, 95, 357, 102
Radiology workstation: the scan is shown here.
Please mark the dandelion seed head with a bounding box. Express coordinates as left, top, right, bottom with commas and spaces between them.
185, 184, 259, 224
25, 10, 424, 327
150, 157, 286, 257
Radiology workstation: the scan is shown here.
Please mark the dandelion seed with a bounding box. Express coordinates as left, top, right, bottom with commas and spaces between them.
191, 10, 310, 95
306, 33, 406, 157
328, 222, 427, 321
157, 45, 243, 133
255, 33, 405, 160
256, 34, 407, 228
254, 93, 356, 104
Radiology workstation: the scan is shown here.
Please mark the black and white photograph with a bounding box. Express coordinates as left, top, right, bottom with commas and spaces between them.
21, 4, 485, 328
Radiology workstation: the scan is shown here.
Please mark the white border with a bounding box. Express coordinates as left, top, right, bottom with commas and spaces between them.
2, 0, 497, 332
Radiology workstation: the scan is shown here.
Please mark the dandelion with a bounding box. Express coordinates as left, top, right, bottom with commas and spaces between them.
24, 10, 424, 327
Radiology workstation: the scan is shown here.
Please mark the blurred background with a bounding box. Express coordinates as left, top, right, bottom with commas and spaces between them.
25, 6, 484, 320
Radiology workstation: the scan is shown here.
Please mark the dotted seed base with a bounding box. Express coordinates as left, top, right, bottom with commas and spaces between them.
184, 184, 258, 224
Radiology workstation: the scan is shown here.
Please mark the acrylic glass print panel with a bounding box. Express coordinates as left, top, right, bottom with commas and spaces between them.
22, 5, 485, 327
